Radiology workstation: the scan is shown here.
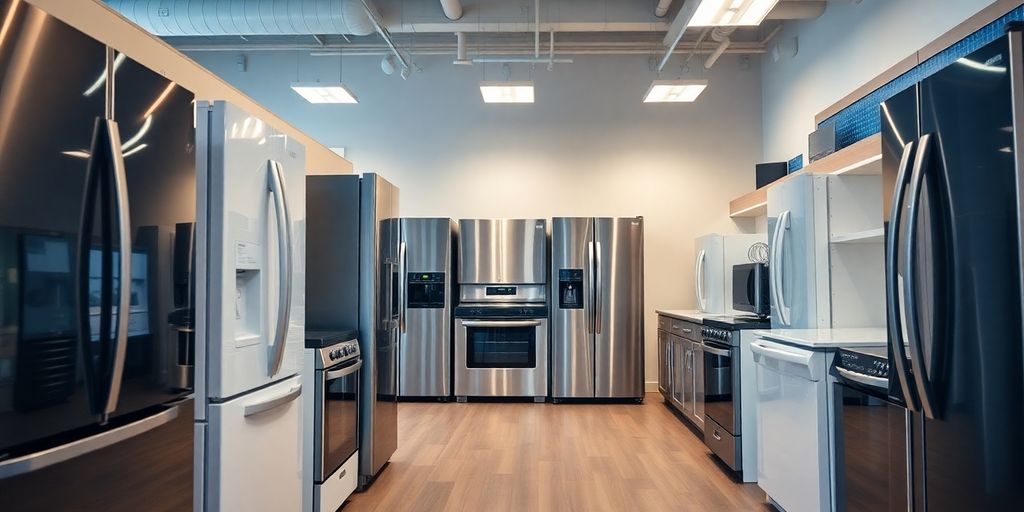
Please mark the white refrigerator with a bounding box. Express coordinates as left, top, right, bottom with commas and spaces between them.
194, 101, 307, 511
766, 173, 831, 329
694, 233, 766, 315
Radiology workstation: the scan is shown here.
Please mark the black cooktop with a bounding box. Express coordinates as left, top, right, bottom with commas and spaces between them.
703, 315, 770, 330
305, 329, 359, 349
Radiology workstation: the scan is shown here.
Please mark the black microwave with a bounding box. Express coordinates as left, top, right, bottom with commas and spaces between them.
732, 263, 769, 317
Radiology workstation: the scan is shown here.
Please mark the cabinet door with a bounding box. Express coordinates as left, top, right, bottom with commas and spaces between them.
693, 343, 704, 424
671, 337, 685, 409
657, 330, 670, 395
682, 341, 694, 416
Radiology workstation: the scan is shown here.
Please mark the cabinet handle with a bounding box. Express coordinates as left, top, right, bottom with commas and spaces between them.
713, 430, 722, 441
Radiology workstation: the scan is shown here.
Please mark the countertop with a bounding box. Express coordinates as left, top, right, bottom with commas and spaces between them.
655, 309, 709, 323
752, 328, 888, 349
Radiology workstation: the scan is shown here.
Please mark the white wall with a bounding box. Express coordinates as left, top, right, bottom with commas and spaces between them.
762, 0, 996, 161
188, 51, 764, 386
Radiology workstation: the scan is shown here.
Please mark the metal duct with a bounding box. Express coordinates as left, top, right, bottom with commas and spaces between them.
105, 0, 376, 37
765, 1, 827, 21
440, 0, 463, 21
704, 26, 735, 69
655, 0, 673, 18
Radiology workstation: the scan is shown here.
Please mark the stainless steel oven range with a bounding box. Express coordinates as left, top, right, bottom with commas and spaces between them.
306, 331, 362, 511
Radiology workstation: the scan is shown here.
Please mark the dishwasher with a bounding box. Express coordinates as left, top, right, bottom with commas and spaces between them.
752, 338, 834, 512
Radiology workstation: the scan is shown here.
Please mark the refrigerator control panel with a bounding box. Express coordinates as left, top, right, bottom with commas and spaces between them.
558, 269, 584, 310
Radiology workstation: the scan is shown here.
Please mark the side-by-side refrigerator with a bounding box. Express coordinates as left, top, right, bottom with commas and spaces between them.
880, 30, 1023, 511
195, 101, 307, 511
0, 2, 197, 510
550, 217, 644, 401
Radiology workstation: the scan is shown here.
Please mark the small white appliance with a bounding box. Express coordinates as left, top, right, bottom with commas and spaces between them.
694, 233, 766, 315
195, 100, 307, 511
752, 337, 834, 512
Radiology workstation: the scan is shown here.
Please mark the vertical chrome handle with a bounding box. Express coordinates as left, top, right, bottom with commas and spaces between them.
106, 120, 131, 420
902, 134, 939, 418
587, 241, 596, 334
886, 139, 920, 411
398, 241, 407, 333
594, 241, 603, 335
267, 160, 293, 377
776, 211, 792, 326
695, 249, 707, 311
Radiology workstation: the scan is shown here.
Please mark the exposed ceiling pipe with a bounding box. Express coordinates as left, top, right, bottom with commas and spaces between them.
655, 0, 674, 18
535, 0, 541, 59
658, 0, 700, 72
356, 0, 414, 78
703, 26, 736, 69
454, 32, 471, 65
104, 0, 375, 36
765, 1, 827, 20
439, 0, 463, 21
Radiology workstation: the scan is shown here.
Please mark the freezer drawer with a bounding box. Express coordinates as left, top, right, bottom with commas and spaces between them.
204, 376, 303, 511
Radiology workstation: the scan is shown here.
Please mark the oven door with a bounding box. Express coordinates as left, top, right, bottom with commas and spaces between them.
702, 340, 736, 434
462, 320, 540, 369
315, 358, 362, 482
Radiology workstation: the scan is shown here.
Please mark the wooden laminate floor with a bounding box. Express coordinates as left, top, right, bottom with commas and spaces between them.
344, 393, 771, 512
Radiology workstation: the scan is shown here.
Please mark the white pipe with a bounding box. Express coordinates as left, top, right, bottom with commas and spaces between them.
454, 32, 471, 64
655, 0, 673, 17
439, 0, 463, 21
548, 30, 554, 71
535, 0, 540, 59
704, 26, 735, 69
473, 57, 574, 63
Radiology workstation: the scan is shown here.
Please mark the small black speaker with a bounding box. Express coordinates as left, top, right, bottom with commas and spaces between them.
756, 162, 788, 189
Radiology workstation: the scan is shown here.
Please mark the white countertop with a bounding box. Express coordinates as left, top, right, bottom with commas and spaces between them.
752, 328, 888, 349
656, 309, 711, 323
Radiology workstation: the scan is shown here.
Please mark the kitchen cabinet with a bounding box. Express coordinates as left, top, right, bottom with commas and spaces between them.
657, 314, 704, 431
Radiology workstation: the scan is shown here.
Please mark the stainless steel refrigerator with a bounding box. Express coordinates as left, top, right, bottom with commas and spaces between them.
0, 1, 197, 509
550, 217, 644, 401
879, 30, 1023, 511
306, 173, 399, 489
398, 218, 455, 399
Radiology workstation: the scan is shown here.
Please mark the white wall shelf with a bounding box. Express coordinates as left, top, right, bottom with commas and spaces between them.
830, 228, 884, 244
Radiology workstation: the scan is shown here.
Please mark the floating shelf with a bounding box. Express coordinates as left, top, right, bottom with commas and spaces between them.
831, 228, 884, 244
730, 134, 882, 218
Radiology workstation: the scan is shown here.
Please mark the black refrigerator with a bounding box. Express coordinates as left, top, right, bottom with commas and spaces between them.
0, 1, 197, 510
880, 28, 1024, 511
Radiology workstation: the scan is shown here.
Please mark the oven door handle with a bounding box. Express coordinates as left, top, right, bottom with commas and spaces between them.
325, 359, 363, 380
460, 320, 542, 328
701, 343, 732, 357
836, 367, 888, 390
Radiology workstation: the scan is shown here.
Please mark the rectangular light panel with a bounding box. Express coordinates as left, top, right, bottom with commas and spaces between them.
690, 0, 781, 27
290, 82, 358, 104
643, 80, 708, 103
479, 81, 535, 103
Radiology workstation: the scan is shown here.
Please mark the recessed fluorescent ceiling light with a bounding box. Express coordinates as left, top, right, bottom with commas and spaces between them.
290, 82, 358, 104
479, 81, 534, 103
690, 0, 781, 27
644, 80, 708, 103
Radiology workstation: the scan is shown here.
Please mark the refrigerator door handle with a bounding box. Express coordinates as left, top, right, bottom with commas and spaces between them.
243, 382, 302, 417
104, 119, 132, 420
398, 241, 407, 333
0, 404, 181, 479
695, 249, 707, 312
266, 160, 293, 378
772, 211, 792, 326
886, 139, 921, 411
587, 240, 596, 334
594, 241, 603, 335
903, 134, 940, 419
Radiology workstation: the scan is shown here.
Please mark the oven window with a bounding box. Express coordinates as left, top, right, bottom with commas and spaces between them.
703, 344, 734, 431
323, 364, 359, 480
466, 326, 536, 368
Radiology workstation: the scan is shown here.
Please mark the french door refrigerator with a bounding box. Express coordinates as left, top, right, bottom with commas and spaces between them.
880, 30, 1024, 511
306, 173, 399, 488
195, 101, 306, 511
550, 217, 644, 400
398, 218, 455, 399
0, 2, 197, 510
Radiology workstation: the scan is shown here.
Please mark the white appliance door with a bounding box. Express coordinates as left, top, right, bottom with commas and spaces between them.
202, 101, 307, 399
695, 234, 724, 314
752, 339, 830, 512
205, 375, 303, 511
767, 175, 825, 329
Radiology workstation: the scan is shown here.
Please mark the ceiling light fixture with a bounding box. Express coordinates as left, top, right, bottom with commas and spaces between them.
690, 0, 781, 27
643, 80, 708, 103
290, 82, 358, 104
479, 81, 535, 104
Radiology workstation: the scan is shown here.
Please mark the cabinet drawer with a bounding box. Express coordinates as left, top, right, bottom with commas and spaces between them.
658, 315, 669, 331
668, 319, 700, 341
705, 416, 741, 473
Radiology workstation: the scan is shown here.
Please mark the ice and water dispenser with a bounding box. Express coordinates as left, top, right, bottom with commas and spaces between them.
558, 269, 584, 309
407, 272, 446, 309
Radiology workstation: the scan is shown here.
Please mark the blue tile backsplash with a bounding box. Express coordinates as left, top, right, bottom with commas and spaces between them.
817, 4, 1024, 150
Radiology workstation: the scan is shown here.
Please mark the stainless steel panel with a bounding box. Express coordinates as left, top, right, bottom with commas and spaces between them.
593, 217, 644, 398
458, 219, 547, 285
357, 173, 399, 486
550, 217, 594, 398
398, 218, 453, 398
705, 416, 741, 472
459, 284, 546, 303
453, 318, 548, 397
